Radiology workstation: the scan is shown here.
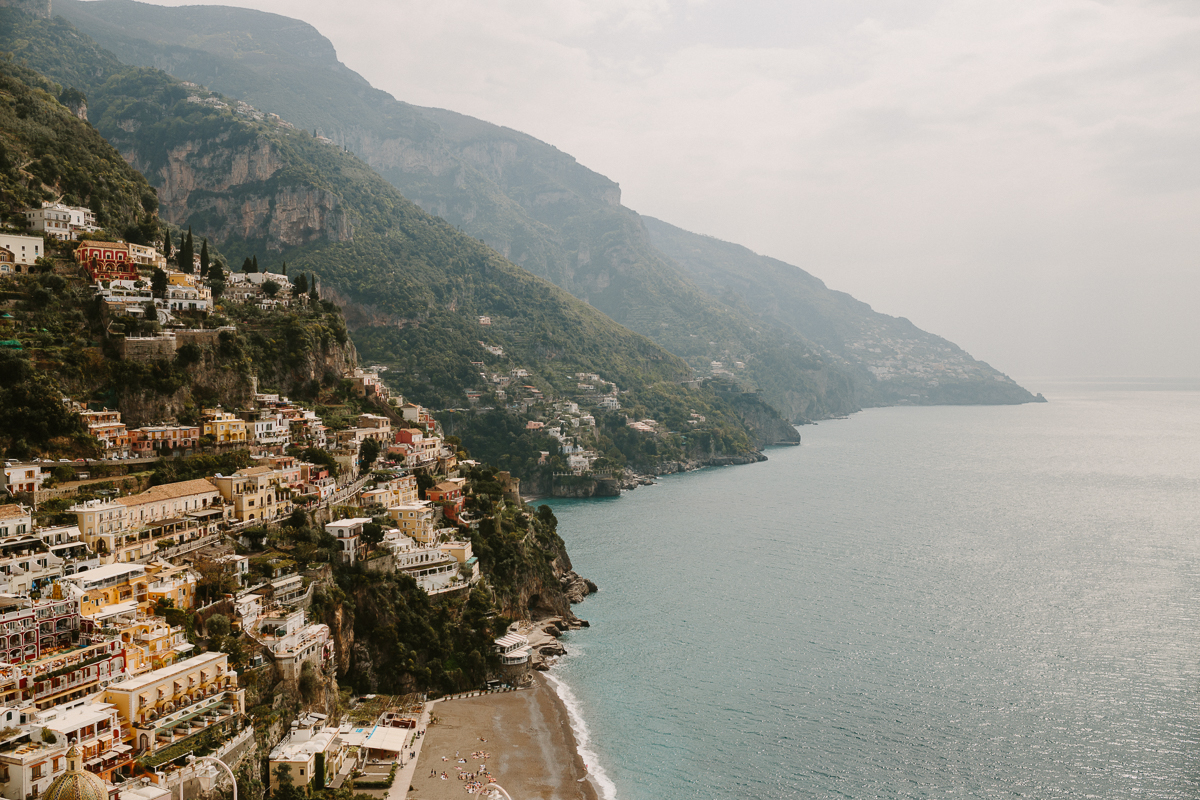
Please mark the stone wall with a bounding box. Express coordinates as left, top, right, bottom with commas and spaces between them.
117, 334, 177, 361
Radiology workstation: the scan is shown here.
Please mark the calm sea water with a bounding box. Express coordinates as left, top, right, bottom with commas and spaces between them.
543, 380, 1200, 799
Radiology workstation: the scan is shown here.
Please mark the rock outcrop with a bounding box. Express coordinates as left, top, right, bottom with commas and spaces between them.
559, 570, 597, 604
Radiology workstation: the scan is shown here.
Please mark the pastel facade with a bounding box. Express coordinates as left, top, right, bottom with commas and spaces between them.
359, 474, 417, 508
71, 480, 226, 563
268, 715, 342, 793
129, 426, 201, 457
0, 233, 43, 269
103, 652, 244, 755
208, 467, 292, 523
387, 503, 435, 544
201, 410, 248, 445
34, 702, 132, 780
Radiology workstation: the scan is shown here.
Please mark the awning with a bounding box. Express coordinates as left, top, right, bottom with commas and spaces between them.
111, 744, 132, 754
361, 726, 410, 754
85, 757, 104, 767
173, 643, 195, 653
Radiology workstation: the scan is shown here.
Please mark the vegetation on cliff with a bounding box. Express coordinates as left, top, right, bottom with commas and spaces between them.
0, 52, 157, 239
0, 13, 771, 463
48, 0, 864, 423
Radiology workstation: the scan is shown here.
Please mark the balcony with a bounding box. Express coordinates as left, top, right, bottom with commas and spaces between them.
136, 691, 241, 749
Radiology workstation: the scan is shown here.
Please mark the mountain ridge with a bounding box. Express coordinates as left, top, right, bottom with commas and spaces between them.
43, 0, 1037, 415
0, 8, 796, 475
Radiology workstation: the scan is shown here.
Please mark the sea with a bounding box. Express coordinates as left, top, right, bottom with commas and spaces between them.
541, 379, 1200, 799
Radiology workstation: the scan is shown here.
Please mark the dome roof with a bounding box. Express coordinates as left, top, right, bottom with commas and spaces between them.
43, 744, 109, 800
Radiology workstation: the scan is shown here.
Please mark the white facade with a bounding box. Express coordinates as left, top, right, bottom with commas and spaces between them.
0, 233, 41, 270
23, 203, 96, 240
494, 633, 532, 665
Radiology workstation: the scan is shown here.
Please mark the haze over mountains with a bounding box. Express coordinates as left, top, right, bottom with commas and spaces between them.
31, 0, 1037, 419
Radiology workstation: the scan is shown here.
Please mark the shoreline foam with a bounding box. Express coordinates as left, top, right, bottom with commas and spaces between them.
545, 669, 618, 800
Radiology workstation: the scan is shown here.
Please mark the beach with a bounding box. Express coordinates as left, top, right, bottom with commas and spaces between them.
409, 675, 597, 800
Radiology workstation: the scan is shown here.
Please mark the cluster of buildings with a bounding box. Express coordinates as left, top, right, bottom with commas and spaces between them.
220, 271, 294, 309
78, 409, 200, 461
0, 504, 248, 800
0, 393, 483, 795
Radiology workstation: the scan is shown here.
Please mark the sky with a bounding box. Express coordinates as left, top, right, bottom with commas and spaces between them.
134, 0, 1200, 378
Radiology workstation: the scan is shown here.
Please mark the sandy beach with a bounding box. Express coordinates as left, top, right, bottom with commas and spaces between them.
408, 675, 596, 800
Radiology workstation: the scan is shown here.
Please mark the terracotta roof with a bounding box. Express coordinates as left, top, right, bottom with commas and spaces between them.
237, 466, 274, 476
117, 479, 219, 507
0, 504, 28, 519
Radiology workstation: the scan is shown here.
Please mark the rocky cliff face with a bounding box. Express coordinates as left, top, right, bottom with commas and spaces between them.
122, 132, 354, 250
727, 392, 804, 446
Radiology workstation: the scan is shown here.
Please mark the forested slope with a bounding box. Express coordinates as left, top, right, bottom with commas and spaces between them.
50, 0, 861, 423
0, 9, 772, 467
52, 0, 1038, 415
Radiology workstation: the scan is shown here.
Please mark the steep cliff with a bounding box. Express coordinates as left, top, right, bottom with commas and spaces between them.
51, 0, 863, 423
51, 0, 1039, 416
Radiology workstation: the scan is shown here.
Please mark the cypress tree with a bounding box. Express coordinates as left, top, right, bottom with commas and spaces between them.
294, 273, 308, 295
151, 267, 168, 299
199, 239, 210, 277
178, 228, 194, 274
164, 229, 173, 260
281, 262, 287, 276
308, 274, 319, 301
252, 255, 259, 272
242, 256, 255, 273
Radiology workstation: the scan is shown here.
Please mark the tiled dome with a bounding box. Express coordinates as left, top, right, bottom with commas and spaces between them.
43, 744, 109, 800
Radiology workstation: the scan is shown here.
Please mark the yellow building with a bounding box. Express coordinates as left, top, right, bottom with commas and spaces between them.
55, 560, 197, 619
103, 652, 244, 755
97, 610, 191, 676
208, 466, 293, 523
360, 474, 417, 508
388, 502, 435, 544
202, 410, 248, 444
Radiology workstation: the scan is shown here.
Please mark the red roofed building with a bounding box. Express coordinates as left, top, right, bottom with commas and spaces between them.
427, 480, 465, 522
76, 241, 138, 282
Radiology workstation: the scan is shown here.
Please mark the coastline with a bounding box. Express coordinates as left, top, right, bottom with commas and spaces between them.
411, 674, 596, 800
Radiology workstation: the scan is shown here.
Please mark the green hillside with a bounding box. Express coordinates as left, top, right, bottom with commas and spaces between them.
50, 0, 862, 423
0, 9, 774, 470
0, 55, 157, 240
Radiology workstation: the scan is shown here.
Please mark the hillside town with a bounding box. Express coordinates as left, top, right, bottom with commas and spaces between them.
0, 202, 561, 800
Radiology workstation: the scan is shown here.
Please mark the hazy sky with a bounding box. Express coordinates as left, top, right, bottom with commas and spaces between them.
135, 0, 1200, 379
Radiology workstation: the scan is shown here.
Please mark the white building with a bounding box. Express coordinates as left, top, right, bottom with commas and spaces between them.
2, 464, 44, 496
494, 632, 532, 666
23, 202, 97, 240
268, 713, 343, 793
0, 505, 31, 538
0, 233, 41, 272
